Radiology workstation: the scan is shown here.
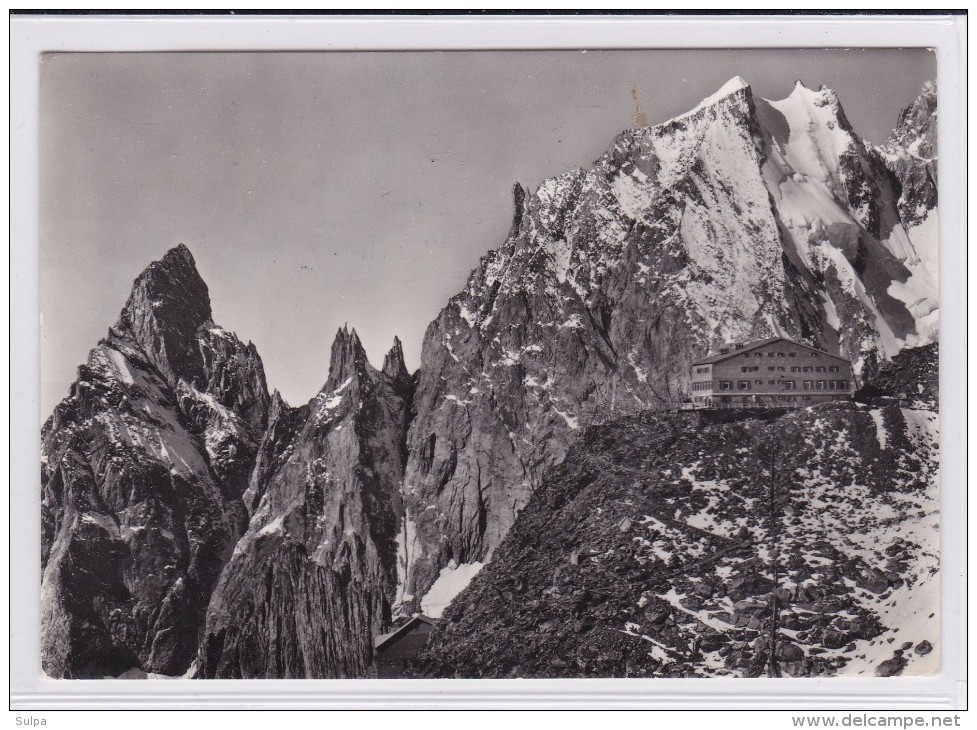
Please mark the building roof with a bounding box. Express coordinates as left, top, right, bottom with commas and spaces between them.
374, 614, 438, 653
690, 336, 850, 366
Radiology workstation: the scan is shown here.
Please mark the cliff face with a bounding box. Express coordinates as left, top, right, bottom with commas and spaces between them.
41, 245, 270, 677
197, 329, 413, 678
877, 81, 939, 344
880, 81, 938, 229
412, 347, 939, 678
398, 79, 940, 604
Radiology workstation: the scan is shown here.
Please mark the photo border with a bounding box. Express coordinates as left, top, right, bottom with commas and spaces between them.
9, 12, 967, 710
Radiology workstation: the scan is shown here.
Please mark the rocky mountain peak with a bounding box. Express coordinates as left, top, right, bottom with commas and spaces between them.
664, 75, 754, 127
885, 81, 937, 154
382, 336, 410, 382
41, 241, 275, 677
121, 244, 210, 323
879, 81, 938, 232
113, 244, 212, 385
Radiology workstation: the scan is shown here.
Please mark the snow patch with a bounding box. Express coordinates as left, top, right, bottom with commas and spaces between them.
104, 347, 135, 385
421, 561, 485, 619
869, 409, 888, 450
552, 407, 579, 430
258, 516, 285, 538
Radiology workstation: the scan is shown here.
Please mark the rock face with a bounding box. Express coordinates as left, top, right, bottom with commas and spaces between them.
876, 81, 939, 344
856, 342, 938, 407
411, 352, 939, 678
398, 78, 940, 603
197, 328, 413, 678
41, 245, 270, 677
880, 81, 938, 229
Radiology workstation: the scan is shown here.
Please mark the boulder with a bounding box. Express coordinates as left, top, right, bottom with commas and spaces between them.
914, 640, 933, 656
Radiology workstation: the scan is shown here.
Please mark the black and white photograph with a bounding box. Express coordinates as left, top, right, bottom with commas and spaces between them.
30, 37, 950, 688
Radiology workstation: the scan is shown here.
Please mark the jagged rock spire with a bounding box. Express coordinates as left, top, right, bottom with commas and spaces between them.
324, 324, 369, 390
508, 183, 530, 240
382, 336, 410, 382
114, 244, 212, 385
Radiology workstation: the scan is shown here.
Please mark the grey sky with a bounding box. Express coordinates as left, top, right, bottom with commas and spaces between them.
40, 49, 935, 415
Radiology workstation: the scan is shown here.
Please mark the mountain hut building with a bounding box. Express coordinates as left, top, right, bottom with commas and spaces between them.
373, 614, 438, 678
689, 336, 855, 408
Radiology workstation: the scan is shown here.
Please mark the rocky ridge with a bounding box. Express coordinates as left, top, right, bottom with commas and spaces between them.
196, 328, 413, 678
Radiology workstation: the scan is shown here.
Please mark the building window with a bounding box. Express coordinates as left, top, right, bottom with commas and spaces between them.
777, 366, 785, 372
755, 353, 762, 358
785, 381, 796, 390
829, 366, 839, 372
767, 352, 775, 357
738, 380, 750, 390
839, 380, 848, 389
742, 366, 749, 373
817, 381, 826, 390
720, 381, 731, 390
803, 380, 813, 390
813, 353, 820, 357
777, 352, 785, 358
789, 352, 796, 357
816, 366, 826, 372
768, 366, 776, 371
768, 379, 777, 385
803, 366, 813, 373
828, 380, 836, 390
755, 379, 763, 385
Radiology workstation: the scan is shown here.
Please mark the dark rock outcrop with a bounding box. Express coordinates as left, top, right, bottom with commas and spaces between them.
41, 245, 271, 677
855, 342, 938, 407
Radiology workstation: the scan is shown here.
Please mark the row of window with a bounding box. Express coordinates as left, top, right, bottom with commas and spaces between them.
805, 380, 849, 390
694, 366, 710, 374
740, 364, 841, 374
716, 379, 850, 391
